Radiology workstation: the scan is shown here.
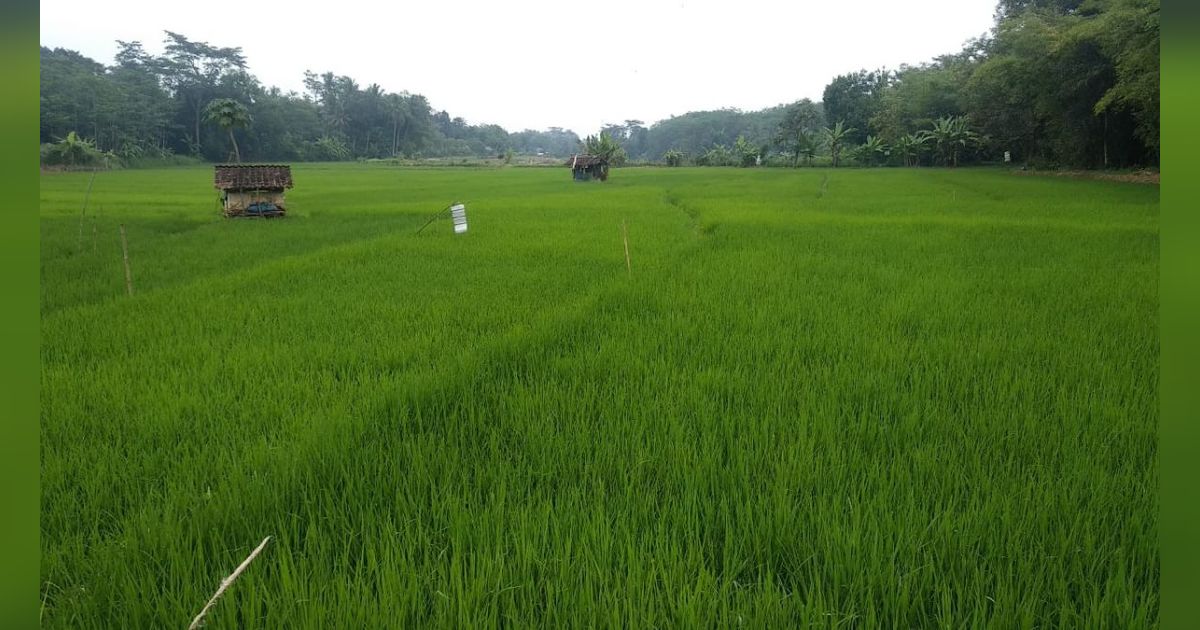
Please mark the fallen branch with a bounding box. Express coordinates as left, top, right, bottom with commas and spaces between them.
188, 536, 271, 630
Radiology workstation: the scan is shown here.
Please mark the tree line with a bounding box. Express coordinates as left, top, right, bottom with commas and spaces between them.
41, 0, 1156, 169
40, 32, 582, 166
646, 0, 1157, 168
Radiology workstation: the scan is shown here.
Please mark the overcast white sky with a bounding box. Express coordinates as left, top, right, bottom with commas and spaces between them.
41, 0, 998, 136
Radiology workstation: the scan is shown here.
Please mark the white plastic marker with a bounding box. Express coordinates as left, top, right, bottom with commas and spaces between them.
450, 203, 468, 234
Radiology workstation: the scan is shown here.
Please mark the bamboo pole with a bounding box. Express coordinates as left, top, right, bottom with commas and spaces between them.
77, 170, 97, 252
119, 224, 133, 296
188, 537, 271, 630
92, 205, 101, 253
416, 203, 452, 234
621, 219, 631, 277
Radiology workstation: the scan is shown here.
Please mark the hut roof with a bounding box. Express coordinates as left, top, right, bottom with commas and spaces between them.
567, 154, 607, 168
214, 164, 294, 191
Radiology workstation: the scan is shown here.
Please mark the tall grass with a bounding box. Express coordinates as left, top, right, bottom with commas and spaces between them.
40, 165, 1158, 627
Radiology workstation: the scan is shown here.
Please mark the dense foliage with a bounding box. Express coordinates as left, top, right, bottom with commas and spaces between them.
40, 33, 581, 164
636, 0, 1157, 168
40, 0, 1156, 168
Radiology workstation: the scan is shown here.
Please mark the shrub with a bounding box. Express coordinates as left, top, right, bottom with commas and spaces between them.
307, 136, 352, 161
40, 132, 111, 168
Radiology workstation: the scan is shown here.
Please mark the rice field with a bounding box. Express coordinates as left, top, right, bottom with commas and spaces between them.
40, 165, 1159, 628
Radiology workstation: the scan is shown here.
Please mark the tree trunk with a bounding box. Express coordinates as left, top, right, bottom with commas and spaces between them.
1103, 112, 1109, 168
229, 128, 240, 163
194, 104, 202, 156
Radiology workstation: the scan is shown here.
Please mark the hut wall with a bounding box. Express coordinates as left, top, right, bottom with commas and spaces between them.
224, 190, 286, 212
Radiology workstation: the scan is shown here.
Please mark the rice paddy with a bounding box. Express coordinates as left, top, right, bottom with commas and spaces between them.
40, 165, 1159, 627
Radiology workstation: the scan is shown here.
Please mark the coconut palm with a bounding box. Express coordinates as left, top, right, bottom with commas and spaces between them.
795, 129, 822, 166
822, 121, 856, 167
203, 98, 252, 162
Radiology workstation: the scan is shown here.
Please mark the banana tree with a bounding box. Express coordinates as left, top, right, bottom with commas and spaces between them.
583, 131, 627, 166
734, 135, 758, 167
701, 144, 734, 167
822, 121, 856, 167
54, 131, 97, 167
893, 132, 931, 167
203, 98, 253, 163
927, 116, 978, 167
860, 135, 888, 166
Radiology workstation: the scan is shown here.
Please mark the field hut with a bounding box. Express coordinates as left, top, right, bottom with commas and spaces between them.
568, 154, 609, 181
214, 164, 293, 217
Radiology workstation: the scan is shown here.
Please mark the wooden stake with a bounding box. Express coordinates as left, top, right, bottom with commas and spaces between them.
92, 205, 101, 254
77, 170, 97, 253
621, 219, 631, 277
188, 536, 271, 630
119, 224, 133, 296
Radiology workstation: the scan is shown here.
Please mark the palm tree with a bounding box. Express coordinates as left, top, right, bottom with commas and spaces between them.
927, 116, 978, 167
893, 132, 931, 167
203, 98, 252, 162
822, 121, 856, 167
795, 129, 822, 166
387, 94, 409, 157
663, 149, 685, 167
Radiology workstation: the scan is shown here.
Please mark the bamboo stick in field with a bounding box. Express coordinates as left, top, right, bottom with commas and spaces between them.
188, 536, 271, 630
77, 170, 97, 253
119, 224, 133, 296
621, 219, 632, 277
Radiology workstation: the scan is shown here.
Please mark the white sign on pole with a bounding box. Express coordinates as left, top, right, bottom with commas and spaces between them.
450, 203, 468, 234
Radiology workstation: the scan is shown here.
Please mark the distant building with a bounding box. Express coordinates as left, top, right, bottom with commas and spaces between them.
567, 154, 609, 182
214, 164, 293, 217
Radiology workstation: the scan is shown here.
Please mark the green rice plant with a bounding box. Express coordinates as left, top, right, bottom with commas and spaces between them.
40, 164, 1159, 628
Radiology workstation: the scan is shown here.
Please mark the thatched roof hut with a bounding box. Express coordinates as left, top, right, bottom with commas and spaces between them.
214, 164, 293, 217
567, 154, 609, 181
